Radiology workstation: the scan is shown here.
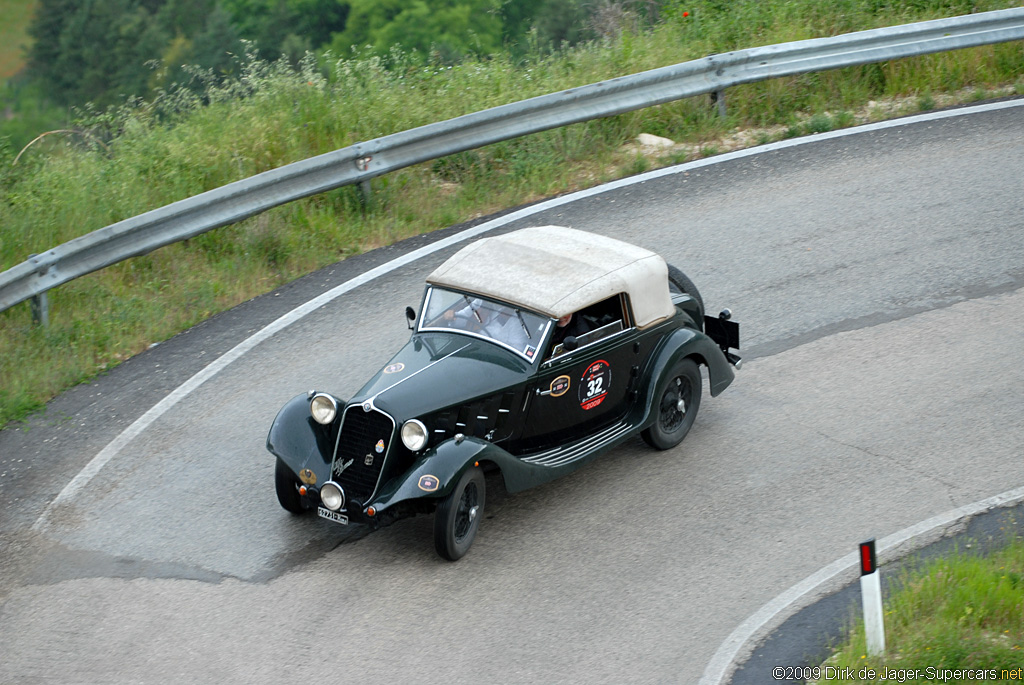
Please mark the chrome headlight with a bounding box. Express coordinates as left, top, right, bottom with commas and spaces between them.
321, 481, 345, 511
401, 419, 428, 452
310, 393, 338, 425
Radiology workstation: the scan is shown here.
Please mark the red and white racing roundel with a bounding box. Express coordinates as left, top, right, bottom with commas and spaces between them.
579, 360, 611, 410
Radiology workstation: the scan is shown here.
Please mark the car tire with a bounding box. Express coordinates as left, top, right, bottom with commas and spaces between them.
433, 466, 485, 561
666, 264, 704, 315
641, 358, 702, 451
275, 457, 306, 514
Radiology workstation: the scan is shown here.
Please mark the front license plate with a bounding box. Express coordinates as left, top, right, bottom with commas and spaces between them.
318, 507, 349, 525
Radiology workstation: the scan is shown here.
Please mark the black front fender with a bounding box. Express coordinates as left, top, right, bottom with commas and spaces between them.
266, 393, 338, 488
371, 432, 607, 517
371, 437, 499, 514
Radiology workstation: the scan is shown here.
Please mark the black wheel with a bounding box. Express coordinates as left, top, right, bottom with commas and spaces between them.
667, 264, 704, 315
641, 358, 702, 450
275, 457, 306, 514
433, 466, 485, 561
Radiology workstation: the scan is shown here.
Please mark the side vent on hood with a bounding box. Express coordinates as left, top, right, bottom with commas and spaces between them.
429, 391, 517, 446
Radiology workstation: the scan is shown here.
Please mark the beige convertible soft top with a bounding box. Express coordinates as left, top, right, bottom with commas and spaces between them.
426, 226, 675, 329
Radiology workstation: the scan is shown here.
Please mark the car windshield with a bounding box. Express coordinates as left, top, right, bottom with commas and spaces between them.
420, 287, 551, 362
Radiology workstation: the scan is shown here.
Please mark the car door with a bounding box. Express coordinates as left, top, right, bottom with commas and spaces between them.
515, 296, 641, 453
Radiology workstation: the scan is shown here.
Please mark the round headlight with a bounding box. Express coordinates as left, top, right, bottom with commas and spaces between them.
310, 393, 338, 424
321, 481, 345, 511
401, 419, 429, 452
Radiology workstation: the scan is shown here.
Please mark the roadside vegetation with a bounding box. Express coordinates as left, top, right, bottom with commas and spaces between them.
814, 534, 1024, 684
1, 0, 1023, 427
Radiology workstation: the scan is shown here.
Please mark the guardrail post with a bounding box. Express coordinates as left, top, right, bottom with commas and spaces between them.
26, 254, 50, 327
711, 89, 727, 118
355, 155, 373, 208
358, 179, 373, 208
30, 292, 49, 327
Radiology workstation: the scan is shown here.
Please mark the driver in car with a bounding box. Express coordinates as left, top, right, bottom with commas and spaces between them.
551, 312, 593, 349
445, 299, 533, 353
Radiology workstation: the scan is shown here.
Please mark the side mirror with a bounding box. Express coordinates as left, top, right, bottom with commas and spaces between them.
562, 336, 578, 352
405, 306, 416, 330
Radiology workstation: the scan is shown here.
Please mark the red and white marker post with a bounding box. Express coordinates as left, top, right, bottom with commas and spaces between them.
859, 538, 886, 656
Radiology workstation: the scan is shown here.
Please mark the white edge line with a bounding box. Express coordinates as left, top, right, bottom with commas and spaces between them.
31, 97, 1024, 533
698, 484, 1024, 685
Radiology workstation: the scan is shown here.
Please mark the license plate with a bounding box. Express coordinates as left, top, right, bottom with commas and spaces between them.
318, 507, 349, 525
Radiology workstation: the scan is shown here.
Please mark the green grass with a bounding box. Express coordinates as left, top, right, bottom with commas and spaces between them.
1, 0, 1023, 428
816, 535, 1024, 684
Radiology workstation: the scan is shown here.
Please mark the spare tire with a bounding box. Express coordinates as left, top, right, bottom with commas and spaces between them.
666, 264, 704, 315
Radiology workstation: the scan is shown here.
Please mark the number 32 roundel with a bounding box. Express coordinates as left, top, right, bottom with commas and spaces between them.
579, 360, 611, 410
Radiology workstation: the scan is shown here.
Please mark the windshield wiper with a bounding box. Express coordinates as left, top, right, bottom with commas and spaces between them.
463, 295, 482, 323
515, 309, 532, 339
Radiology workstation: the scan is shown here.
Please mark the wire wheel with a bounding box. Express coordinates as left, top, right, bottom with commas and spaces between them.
659, 375, 692, 434
642, 358, 702, 451
434, 466, 485, 560
453, 481, 480, 543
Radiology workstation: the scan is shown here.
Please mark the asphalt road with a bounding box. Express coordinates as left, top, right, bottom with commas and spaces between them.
1, 100, 1022, 683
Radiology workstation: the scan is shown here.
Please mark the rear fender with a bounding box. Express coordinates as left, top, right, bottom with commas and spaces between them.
636, 329, 735, 426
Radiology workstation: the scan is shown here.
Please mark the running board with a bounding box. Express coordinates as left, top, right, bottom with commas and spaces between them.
521, 420, 634, 468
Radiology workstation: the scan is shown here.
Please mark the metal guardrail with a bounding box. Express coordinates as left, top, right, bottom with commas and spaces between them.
3, 8, 1024, 319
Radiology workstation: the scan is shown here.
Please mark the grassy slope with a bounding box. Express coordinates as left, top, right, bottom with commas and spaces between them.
0, 0, 1023, 427
816, 536, 1024, 683
0, 0, 34, 80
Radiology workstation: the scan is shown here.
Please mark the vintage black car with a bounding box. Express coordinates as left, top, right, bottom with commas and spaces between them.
267, 226, 740, 560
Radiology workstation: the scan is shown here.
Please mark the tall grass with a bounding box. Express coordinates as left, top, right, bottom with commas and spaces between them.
2, 0, 1023, 427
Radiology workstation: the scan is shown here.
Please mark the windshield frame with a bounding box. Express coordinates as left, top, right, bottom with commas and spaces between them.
418, 286, 553, 363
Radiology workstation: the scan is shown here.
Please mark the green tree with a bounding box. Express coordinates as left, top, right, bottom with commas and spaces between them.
330, 0, 504, 62
155, 4, 243, 90
289, 0, 350, 48
191, 4, 244, 70
44, 0, 169, 107
25, 0, 79, 88
157, 0, 216, 36
27, 0, 248, 108
221, 0, 349, 59
498, 0, 546, 43
532, 0, 591, 51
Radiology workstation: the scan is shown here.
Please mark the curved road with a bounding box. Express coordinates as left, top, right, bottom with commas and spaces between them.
1, 100, 1023, 683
